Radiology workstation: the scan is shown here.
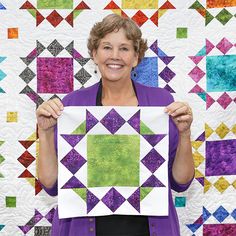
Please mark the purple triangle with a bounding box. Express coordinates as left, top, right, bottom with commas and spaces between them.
150, 40, 158, 55
73, 49, 82, 59
127, 188, 140, 212
34, 209, 44, 223
87, 190, 100, 213
196, 132, 205, 141
142, 175, 165, 187
61, 134, 85, 147
196, 177, 204, 187
18, 225, 31, 234
100, 108, 126, 134
102, 187, 126, 212
61, 176, 85, 189
86, 110, 99, 132
127, 110, 140, 133
142, 134, 166, 147
141, 148, 165, 173
164, 84, 175, 93
45, 208, 56, 223
159, 56, 174, 65
60, 149, 86, 174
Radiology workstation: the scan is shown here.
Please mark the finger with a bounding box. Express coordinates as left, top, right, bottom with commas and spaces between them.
36, 106, 51, 117
174, 114, 193, 122
169, 106, 189, 117
165, 102, 184, 113
47, 99, 63, 116
165, 102, 192, 116
51, 98, 64, 111
41, 103, 60, 119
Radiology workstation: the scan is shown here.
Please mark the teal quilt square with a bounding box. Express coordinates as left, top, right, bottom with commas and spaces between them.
206, 55, 236, 92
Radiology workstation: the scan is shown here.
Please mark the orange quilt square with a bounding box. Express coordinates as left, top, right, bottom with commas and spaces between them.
8, 28, 18, 39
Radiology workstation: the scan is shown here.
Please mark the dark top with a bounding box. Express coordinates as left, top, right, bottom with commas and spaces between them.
95, 81, 150, 236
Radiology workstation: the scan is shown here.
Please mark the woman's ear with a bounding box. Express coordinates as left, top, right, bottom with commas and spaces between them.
132, 53, 139, 68
92, 50, 98, 64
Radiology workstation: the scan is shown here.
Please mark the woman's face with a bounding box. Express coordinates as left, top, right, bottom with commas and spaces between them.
93, 28, 138, 83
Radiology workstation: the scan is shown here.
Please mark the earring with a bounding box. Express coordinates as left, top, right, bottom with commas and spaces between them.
94, 64, 98, 74
132, 67, 137, 77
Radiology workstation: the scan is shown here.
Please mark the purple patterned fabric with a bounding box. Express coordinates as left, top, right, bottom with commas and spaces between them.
127, 110, 140, 133
102, 187, 126, 212
60, 149, 86, 174
206, 140, 236, 176
37, 57, 73, 93
127, 188, 140, 212
100, 108, 126, 134
141, 175, 165, 187
61, 176, 85, 189
203, 224, 236, 236
86, 109, 99, 132
141, 148, 165, 173
142, 134, 166, 147
87, 190, 100, 213
45, 208, 56, 224
61, 134, 85, 147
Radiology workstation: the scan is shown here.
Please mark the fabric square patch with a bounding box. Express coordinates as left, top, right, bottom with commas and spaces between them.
6, 112, 18, 122
206, 140, 236, 176
206, 55, 236, 92
37, 0, 73, 9
58, 106, 169, 218
37, 57, 73, 93
122, 0, 158, 9
6, 196, 16, 207
132, 57, 158, 87
176, 28, 188, 39
8, 28, 18, 39
87, 135, 140, 187
207, 0, 236, 8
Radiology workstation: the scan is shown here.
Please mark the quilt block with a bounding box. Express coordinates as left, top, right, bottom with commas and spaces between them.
58, 106, 169, 218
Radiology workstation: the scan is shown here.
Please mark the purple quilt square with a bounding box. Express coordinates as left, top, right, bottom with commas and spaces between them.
206, 140, 236, 176
37, 57, 73, 93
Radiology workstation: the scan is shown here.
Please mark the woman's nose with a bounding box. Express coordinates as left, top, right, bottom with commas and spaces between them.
111, 48, 120, 59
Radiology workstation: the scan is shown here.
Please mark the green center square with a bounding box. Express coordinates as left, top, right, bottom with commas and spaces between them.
37, 0, 73, 9
87, 135, 140, 187
6, 196, 16, 207
176, 27, 188, 39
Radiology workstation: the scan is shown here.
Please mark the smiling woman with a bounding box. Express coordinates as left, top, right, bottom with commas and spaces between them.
92, 28, 139, 85
36, 13, 194, 236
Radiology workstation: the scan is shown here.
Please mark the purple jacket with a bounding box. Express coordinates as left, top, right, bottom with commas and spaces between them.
42, 81, 193, 236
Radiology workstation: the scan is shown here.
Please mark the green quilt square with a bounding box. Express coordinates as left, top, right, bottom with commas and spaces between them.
122, 0, 158, 9
37, 0, 73, 9
176, 27, 188, 39
6, 196, 16, 207
87, 135, 140, 187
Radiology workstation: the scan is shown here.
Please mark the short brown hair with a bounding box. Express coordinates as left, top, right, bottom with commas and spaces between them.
87, 14, 148, 64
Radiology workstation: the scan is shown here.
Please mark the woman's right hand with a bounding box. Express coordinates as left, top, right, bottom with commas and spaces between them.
36, 98, 64, 131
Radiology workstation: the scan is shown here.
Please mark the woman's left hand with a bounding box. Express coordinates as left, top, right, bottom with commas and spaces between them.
165, 102, 193, 135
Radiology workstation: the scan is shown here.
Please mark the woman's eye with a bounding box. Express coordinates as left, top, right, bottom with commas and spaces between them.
104, 46, 111, 50
120, 47, 128, 51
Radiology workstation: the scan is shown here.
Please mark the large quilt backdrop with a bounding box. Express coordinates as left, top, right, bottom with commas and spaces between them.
0, 0, 235, 235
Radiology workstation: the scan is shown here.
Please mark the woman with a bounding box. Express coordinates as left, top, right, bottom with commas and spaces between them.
36, 14, 194, 236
